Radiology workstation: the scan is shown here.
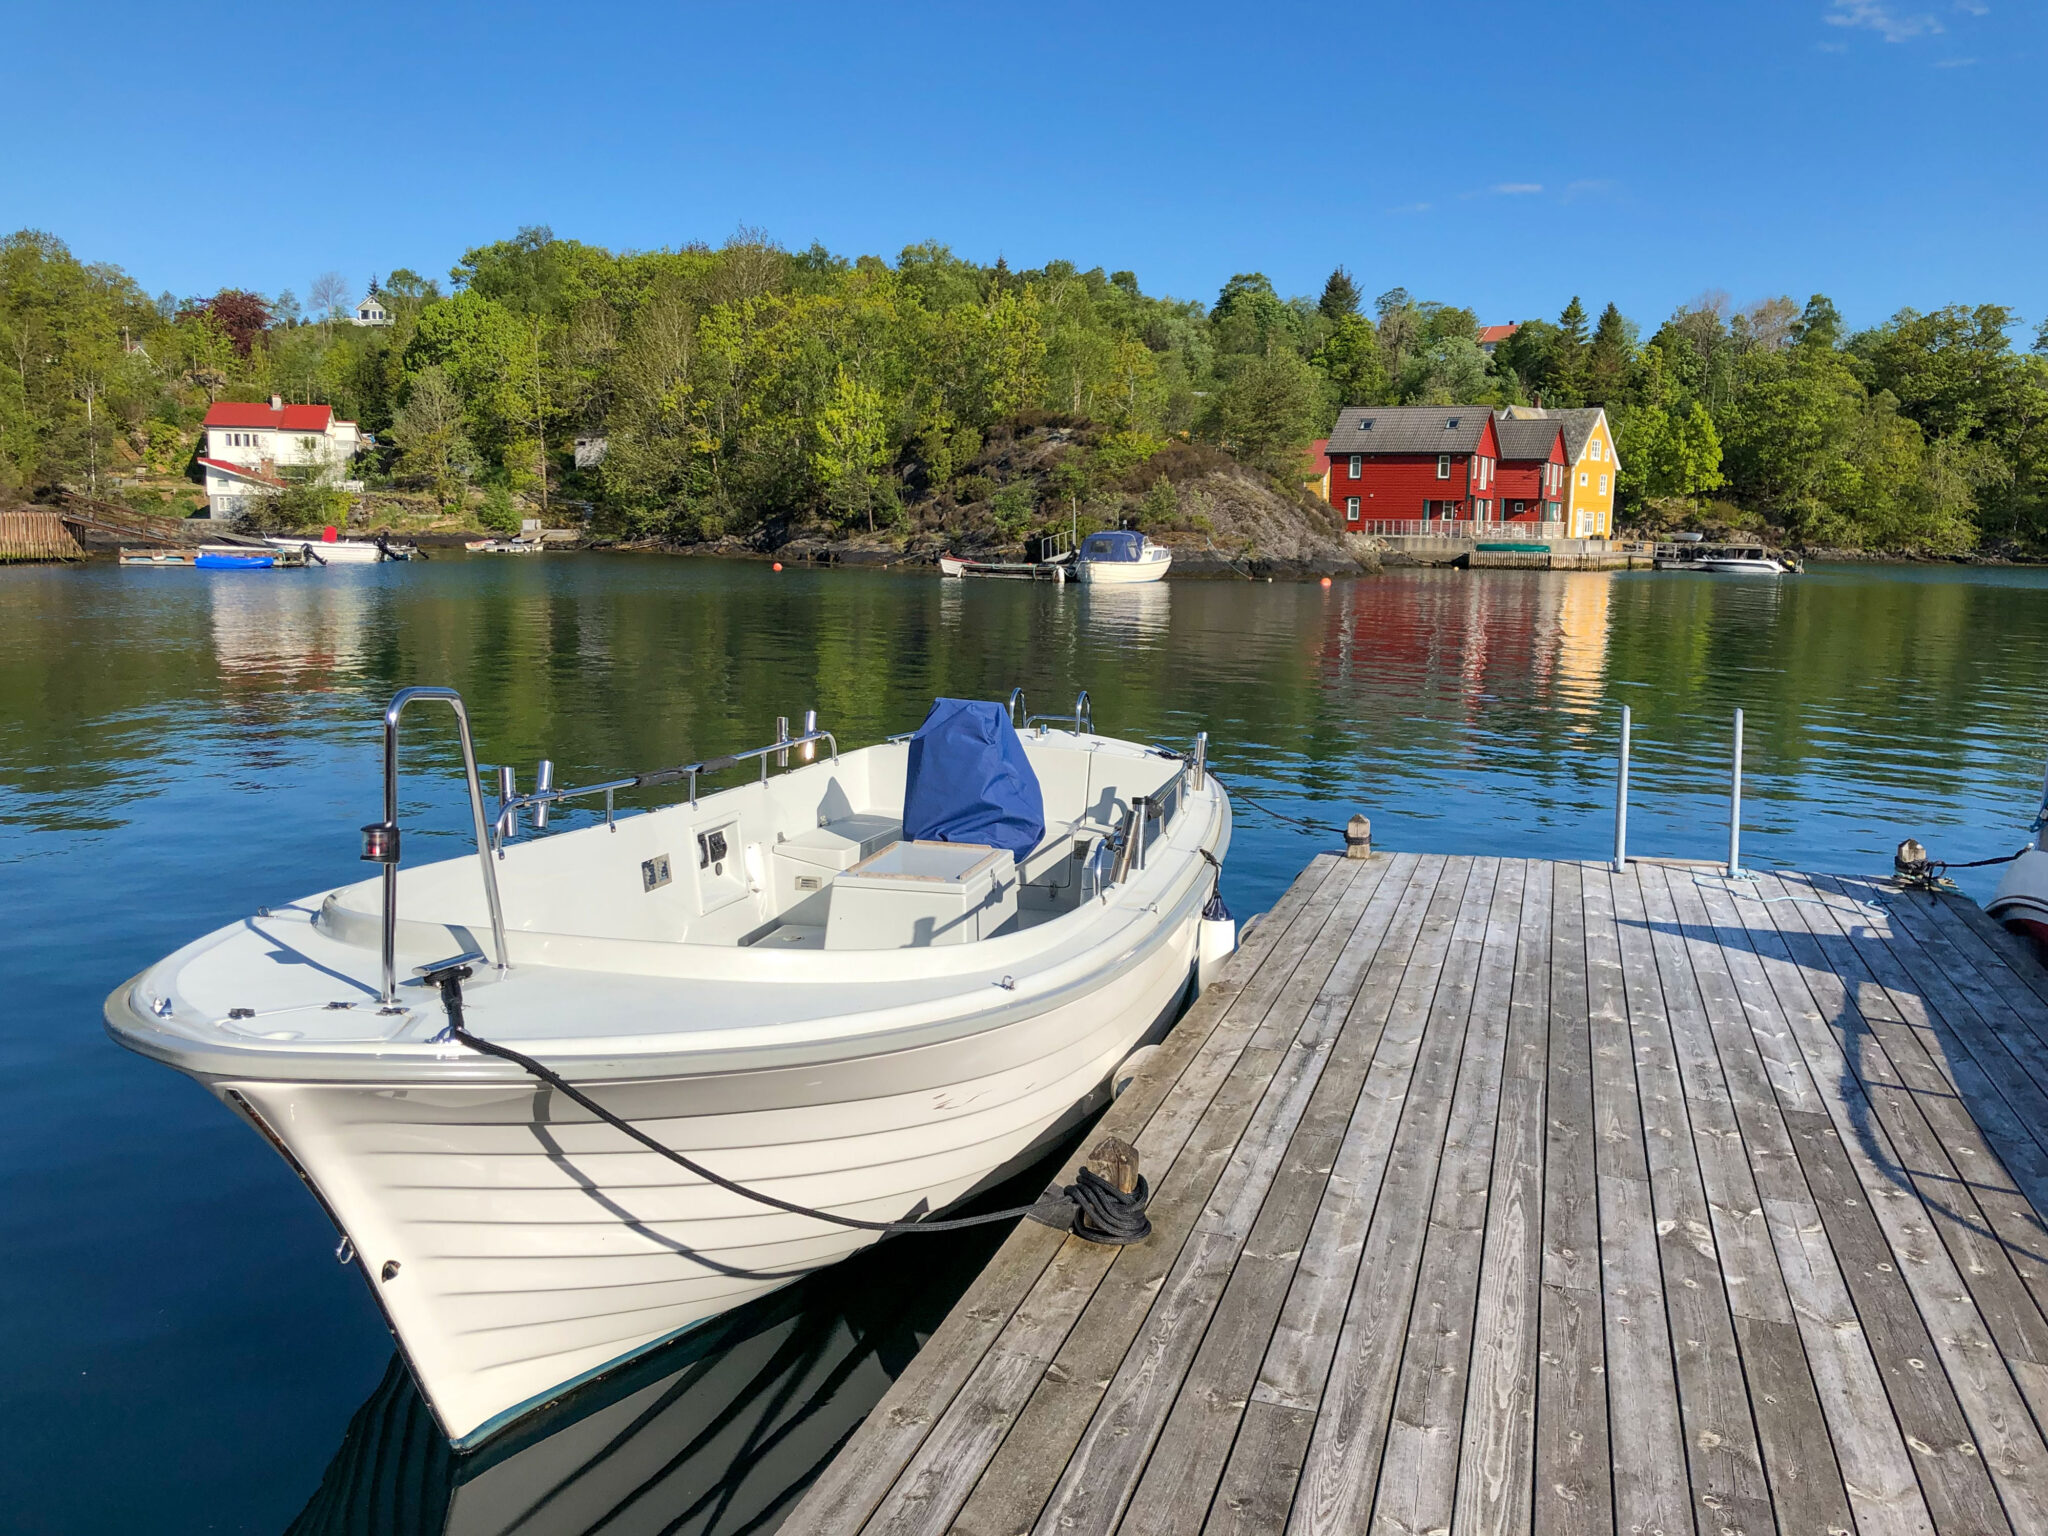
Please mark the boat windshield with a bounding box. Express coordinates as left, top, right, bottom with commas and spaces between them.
1081, 531, 1143, 562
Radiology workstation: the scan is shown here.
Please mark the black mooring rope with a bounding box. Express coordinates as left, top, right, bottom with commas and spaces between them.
1204, 769, 1340, 838
1895, 846, 2027, 891
422, 967, 1149, 1243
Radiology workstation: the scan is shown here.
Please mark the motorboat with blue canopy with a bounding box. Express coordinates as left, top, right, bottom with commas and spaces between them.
106, 687, 1231, 1445
1075, 529, 1172, 584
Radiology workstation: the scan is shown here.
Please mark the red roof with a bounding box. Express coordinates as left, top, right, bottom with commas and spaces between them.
203, 400, 337, 431
198, 456, 284, 485
1478, 324, 1520, 345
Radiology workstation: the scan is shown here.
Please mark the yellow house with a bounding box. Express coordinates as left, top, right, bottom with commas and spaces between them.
1499, 405, 1620, 538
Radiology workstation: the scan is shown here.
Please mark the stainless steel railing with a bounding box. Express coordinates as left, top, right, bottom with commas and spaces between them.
366, 687, 509, 1005
493, 723, 840, 846
1025, 690, 1092, 735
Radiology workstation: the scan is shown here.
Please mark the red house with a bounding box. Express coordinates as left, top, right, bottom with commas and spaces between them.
1492, 417, 1569, 524
1323, 406, 1502, 529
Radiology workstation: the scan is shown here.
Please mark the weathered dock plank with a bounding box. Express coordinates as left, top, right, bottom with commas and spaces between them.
785, 852, 2048, 1536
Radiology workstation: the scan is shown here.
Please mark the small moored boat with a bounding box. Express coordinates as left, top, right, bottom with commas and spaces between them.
1074, 530, 1171, 585
107, 691, 1231, 1446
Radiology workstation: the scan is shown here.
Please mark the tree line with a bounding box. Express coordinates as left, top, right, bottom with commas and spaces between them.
3, 225, 2043, 552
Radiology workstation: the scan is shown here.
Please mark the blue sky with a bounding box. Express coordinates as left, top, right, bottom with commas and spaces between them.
4, 0, 2039, 333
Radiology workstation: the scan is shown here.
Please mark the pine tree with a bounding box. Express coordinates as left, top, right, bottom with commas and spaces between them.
1585, 302, 1633, 403
1318, 266, 1361, 320
1791, 294, 1842, 352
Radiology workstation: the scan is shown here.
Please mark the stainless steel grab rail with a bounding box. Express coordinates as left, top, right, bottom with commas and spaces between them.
1025, 691, 1093, 736
493, 726, 842, 845
370, 687, 509, 1005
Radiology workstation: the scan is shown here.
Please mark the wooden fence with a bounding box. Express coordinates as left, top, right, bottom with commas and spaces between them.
0, 510, 85, 563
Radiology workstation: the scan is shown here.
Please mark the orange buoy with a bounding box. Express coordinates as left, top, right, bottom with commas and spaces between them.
1320, 575, 1332, 587
772, 561, 783, 571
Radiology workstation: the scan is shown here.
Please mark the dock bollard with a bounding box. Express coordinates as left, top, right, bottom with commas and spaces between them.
1345, 815, 1373, 859
1087, 1135, 1142, 1196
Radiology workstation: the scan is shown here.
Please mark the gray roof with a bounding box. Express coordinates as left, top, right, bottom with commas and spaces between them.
1499, 404, 1604, 462
1494, 417, 1565, 461
1326, 406, 1491, 456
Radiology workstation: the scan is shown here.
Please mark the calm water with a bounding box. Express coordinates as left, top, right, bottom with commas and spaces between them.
5, 555, 2048, 1533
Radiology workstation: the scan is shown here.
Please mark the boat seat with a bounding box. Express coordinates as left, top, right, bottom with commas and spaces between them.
777, 813, 902, 872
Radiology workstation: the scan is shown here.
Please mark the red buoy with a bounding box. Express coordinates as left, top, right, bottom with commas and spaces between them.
772, 561, 783, 572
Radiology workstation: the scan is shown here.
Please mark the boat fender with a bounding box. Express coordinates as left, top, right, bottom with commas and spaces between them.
1196, 857, 1236, 995
421, 963, 1156, 1246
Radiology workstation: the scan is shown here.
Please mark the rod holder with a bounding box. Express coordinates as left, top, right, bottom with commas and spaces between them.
801, 708, 817, 763
776, 717, 790, 769
533, 760, 554, 832
1191, 731, 1207, 791
1612, 705, 1631, 873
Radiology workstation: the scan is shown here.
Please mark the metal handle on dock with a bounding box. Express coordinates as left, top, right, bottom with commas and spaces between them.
376, 687, 509, 1005
1728, 708, 1745, 878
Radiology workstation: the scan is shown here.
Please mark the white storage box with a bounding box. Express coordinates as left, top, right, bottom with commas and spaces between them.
824, 840, 1018, 950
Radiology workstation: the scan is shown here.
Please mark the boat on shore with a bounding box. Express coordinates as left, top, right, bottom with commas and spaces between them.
106, 692, 1231, 1447
468, 538, 544, 554
1074, 529, 1171, 584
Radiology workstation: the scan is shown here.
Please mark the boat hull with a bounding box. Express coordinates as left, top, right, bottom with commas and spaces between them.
1076, 553, 1170, 584
1989, 846, 2048, 954
187, 896, 1202, 1447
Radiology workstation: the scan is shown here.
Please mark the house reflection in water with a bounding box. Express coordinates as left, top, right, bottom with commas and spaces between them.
1313, 570, 1613, 725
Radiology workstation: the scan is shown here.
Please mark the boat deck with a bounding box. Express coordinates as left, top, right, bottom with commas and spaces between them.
789, 850, 2048, 1535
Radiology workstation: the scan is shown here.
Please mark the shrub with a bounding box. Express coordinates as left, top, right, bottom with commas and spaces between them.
954, 473, 995, 504
990, 483, 1035, 538
479, 484, 519, 533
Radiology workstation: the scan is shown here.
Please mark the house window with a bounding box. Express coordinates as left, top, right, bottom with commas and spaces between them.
1590, 440, 1603, 461
1600, 474, 1609, 496
1512, 501, 1526, 516
1348, 455, 1362, 479
1579, 471, 1589, 486
1437, 455, 1452, 480
1345, 497, 1360, 521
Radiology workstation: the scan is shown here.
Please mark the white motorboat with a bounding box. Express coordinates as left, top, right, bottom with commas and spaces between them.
268, 533, 416, 564
106, 690, 1231, 1448
1074, 530, 1171, 584
470, 538, 543, 555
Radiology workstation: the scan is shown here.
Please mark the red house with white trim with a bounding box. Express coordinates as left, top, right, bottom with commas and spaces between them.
1323, 406, 1503, 530
1492, 416, 1570, 524
199, 394, 361, 519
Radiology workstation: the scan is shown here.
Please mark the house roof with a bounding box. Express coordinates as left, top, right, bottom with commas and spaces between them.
198, 456, 284, 486
1478, 324, 1521, 346
1500, 404, 1606, 462
203, 400, 337, 432
1326, 406, 1494, 456
1494, 417, 1566, 461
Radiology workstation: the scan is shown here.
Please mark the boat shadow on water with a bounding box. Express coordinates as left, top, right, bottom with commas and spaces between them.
286, 1144, 1066, 1536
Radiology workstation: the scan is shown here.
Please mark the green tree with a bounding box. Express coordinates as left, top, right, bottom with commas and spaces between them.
1318, 267, 1361, 320
1585, 303, 1634, 403
1311, 311, 1388, 415
1210, 349, 1318, 472
390, 366, 475, 508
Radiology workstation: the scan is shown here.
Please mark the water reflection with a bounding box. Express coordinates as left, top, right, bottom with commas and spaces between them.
1080, 582, 1170, 645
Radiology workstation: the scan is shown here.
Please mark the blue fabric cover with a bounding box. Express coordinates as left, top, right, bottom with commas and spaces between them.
1081, 531, 1143, 562
903, 698, 1046, 861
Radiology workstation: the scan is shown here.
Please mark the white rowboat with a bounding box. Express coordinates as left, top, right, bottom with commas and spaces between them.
106, 691, 1231, 1447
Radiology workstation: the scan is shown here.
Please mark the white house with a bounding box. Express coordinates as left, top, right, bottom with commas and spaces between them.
200, 396, 362, 519
352, 295, 391, 326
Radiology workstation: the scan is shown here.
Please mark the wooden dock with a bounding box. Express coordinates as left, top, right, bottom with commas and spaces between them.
788, 851, 2048, 1535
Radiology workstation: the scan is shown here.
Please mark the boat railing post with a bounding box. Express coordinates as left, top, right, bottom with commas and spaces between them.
1728, 708, 1745, 878
1613, 704, 1631, 873
377, 687, 510, 1006
801, 708, 818, 763
1008, 688, 1026, 728
776, 717, 790, 769
1192, 731, 1208, 791
1074, 690, 1091, 734
1133, 796, 1150, 873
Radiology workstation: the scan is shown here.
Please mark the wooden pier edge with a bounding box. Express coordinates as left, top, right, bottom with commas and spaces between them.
788, 851, 2048, 1536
